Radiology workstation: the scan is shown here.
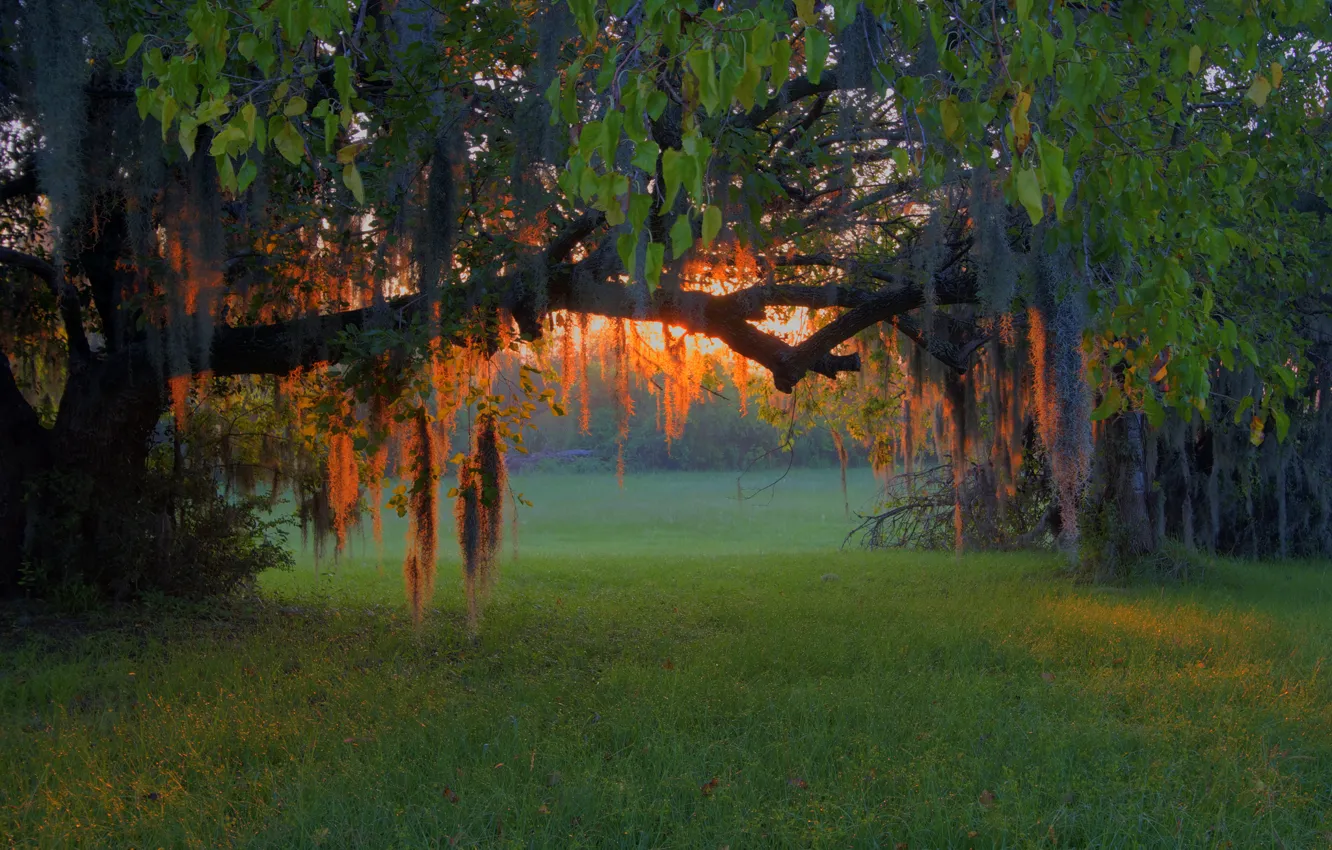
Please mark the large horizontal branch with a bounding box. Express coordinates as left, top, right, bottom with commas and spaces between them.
209, 295, 432, 377
182, 224, 982, 395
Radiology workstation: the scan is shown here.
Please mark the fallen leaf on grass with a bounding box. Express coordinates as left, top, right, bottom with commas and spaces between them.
343, 736, 375, 745
662, 659, 676, 670
895, 843, 909, 850
1041, 671, 1056, 683
979, 789, 997, 807
537, 804, 550, 815
787, 777, 808, 789
701, 777, 720, 796
442, 787, 459, 804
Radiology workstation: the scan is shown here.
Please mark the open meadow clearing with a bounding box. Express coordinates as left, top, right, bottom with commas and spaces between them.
3, 470, 1331, 848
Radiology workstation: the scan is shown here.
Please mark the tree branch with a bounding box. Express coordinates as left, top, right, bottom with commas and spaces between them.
0, 247, 91, 363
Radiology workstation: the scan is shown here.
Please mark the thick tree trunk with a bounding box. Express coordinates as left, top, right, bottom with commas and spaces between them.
0, 351, 51, 593
1086, 411, 1156, 581
0, 354, 164, 595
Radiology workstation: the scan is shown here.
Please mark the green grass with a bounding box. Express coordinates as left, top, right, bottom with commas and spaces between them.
3, 469, 1331, 848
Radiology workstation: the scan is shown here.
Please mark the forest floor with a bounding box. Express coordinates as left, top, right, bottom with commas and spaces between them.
2, 469, 1331, 848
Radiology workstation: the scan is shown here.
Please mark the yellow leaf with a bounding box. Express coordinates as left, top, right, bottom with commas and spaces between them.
1010, 90, 1032, 154
336, 142, 364, 164
1188, 45, 1201, 76
1246, 75, 1272, 108
1249, 415, 1265, 447
1270, 62, 1283, 89
1151, 363, 1168, 383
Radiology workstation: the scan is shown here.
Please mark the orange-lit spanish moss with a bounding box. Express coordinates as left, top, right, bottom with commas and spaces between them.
326, 430, 359, 554
559, 311, 576, 408
945, 371, 968, 553
614, 319, 633, 488
403, 406, 437, 623
577, 313, 591, 434
455, 414, 506, 634
366, 397, 391, 563
168, 374, 189, 431
1028, 307, 1054, 453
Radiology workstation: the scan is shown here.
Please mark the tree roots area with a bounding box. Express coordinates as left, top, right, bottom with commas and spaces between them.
3, 471, 1330, 848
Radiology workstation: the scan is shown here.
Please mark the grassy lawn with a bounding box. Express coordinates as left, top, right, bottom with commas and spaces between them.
2, 470, 1331, 848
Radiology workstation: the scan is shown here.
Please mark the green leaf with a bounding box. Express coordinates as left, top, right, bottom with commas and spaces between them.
1239, 157, 1258, 186
735, 54, 761, 111
770, 40, 792, 90
1274, 364, 1296, 394
1233, 395, 1254, 425
646, 90, 668, 121
595, 44, 621, 93
178, 116, 199, 158
1239, 338, 1259, 366
662, 148, 686, 209
631, 140, 660, 172
273, 119, 304, 165
1090, 384, 1122, 421
194, 99, 229, 124
686, 49, 719, 114
241, 102, 258, 140
646, 241, 665, 291
1272, 406, 1290, 442
334, 56, 353, 102
1014, 167, 1043, 225
119, 33, 145, 66
323, 112, 337, 155
1143, 391, 1166, 428
600, 110, 623, 167
1037, 137, 1073, 219
238, 32, 258, 61
670, 214, 693, 259
215, 154, 236, 192
805, 27, 829, 85
208, 124, 246, 156
617, 232, 637, 274
702, 205, 722, 248
940, 96, 962, 145
236, 158, 259, 193
890, 147, 910, 176
628, 192, 652, 231
284, 96, 308, 117
1187, 45, 1201, 75
579, 120, 605, 161
1016, 0, 1031, 22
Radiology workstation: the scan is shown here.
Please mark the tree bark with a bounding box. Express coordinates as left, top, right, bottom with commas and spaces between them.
1087, 411, 1156, 580
0, 349, 50, 593
0, 354, 165, 595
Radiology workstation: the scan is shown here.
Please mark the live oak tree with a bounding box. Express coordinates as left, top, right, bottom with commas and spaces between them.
0, 0, 1327, 616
